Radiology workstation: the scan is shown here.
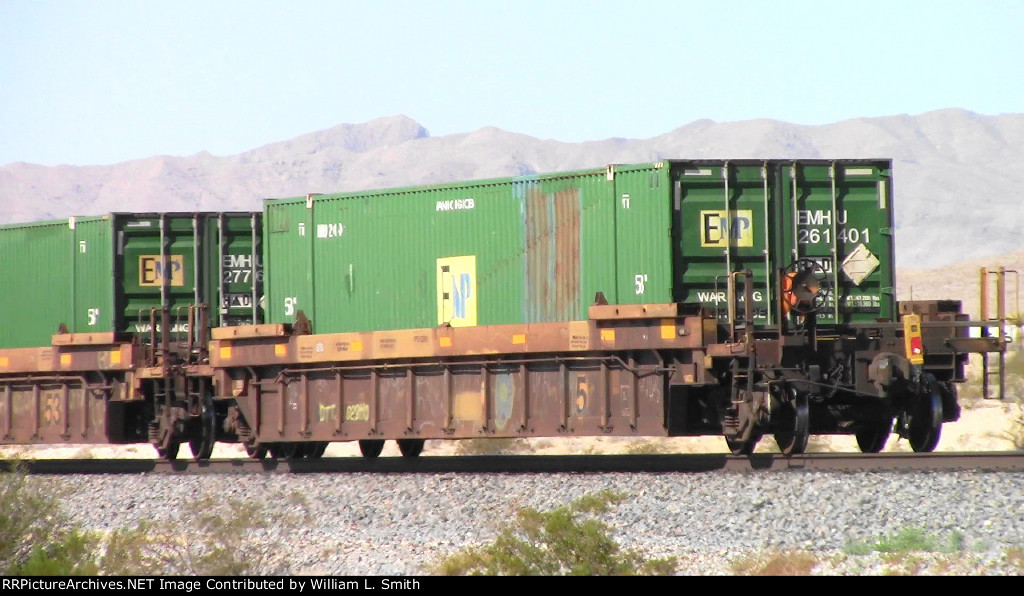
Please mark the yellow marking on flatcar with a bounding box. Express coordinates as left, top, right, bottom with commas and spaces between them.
512, 333, 526, 345
318, 403, 338, 423
350, 341, 363, 352
345, 403, 369, 421
453, 391, 484, 421
219, 346, 232, 360
60, 354, 72, 366
600, 329, 615, 342
109, 350, 122, 365
660, 319, 676, 339
0, 356, 8, 367
439, 336, 453, 347
274, 344, 287, 357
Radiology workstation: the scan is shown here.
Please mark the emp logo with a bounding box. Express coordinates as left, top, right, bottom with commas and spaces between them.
139, 255, 185, 287
437, 255, 477, 327
700, 210, 753, 248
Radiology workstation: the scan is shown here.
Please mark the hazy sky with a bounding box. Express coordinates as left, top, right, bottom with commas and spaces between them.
1, 0, 1021, 166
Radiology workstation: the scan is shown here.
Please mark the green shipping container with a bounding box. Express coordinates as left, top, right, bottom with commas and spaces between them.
0, 212, 263, 348
263, 160, 894, 333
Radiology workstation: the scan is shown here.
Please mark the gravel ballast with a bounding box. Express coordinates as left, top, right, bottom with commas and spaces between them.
37, 470, 1024, 575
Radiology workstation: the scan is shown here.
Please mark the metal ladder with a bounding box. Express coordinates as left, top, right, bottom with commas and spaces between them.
980, 267, 1020, 399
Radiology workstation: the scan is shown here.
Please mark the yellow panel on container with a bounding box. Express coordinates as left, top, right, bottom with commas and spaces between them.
437, 255, 477, 327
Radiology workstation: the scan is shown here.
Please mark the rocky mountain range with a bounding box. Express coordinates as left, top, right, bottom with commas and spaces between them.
1, 109, 1021, 269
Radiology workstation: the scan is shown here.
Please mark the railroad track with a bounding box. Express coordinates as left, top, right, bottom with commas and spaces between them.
4, 452, 1023, 475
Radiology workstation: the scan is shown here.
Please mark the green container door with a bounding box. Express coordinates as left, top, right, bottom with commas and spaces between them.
116, 213, 262, 336
673, 160, 895, 326
215, 213, 263, 327
674, 162, 777, 324
777, 161, 895, 325
118, 214, 197, 336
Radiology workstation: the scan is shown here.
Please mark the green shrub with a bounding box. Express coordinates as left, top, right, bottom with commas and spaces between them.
103, 496, 295, 575
432, 491, 676, 576
845, 527, 967, 555
0, 466, 92, 575
0, 467, 295, 576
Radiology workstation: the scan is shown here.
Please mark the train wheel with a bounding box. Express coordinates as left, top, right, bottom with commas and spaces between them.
269, 442, 299, 459
189, 396, 217, 461
909, 391, 943, 453
359, 439, 385, 458
773, 389, 809, 455
397, 439, 425, 458
308, 442, 328, 459
285, 443, 305, 460
156, 442, 180, 461
189, 430, 215, 461
855, 418, 892, 453
725, 433, 761, 456
244, 442, 269, 459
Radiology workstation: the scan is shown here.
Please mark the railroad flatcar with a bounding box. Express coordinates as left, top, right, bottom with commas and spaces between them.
0, 212, 262, 459
0, 161, 1010, 460
211, 159, 1003, 459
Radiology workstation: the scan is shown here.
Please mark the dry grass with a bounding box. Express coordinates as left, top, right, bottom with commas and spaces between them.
1005, 547, 1024, 572
729, 549, 819, 576
454, 438, 533, 456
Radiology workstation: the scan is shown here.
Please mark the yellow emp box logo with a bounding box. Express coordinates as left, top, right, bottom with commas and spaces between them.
700, 210, 753, 248
139, 255, 185, 287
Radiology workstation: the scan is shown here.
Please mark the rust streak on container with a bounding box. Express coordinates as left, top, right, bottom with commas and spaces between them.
524, 188, 581, 322
554, 188, 582, 321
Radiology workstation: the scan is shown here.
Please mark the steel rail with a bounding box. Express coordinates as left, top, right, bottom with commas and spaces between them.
4, 452, 1023, 475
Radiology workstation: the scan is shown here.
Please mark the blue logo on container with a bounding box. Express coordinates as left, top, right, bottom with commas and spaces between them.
452, 273, 472, 319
